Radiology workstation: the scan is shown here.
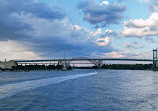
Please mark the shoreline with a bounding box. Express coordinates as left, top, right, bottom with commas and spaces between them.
0, 63, 156, 72
0, 68, 157, 72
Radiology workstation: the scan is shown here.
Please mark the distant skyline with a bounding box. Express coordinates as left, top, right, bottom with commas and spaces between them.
0, 0, 158, 60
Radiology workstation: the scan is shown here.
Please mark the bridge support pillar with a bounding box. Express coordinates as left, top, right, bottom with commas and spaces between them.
57, 61, 70, 70
95, 60, 103, 69
156, 61, 158, 68
62, 60, 67, 70
153, 49, 157, 68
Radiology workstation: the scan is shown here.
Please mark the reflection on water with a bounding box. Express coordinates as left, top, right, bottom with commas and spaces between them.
0, 69, 158, 111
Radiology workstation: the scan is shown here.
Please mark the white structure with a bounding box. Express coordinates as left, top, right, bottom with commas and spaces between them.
0, 60, 18, 69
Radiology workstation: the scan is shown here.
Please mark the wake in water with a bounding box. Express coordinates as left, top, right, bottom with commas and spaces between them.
0, 72, 97, 100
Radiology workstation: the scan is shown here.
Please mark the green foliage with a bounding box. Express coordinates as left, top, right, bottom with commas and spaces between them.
101, 64, 153, 70
12, 64, 72, 71
74, 64, 153, 70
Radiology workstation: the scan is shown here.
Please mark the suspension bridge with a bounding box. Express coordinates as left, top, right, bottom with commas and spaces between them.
12, 48, 158, 69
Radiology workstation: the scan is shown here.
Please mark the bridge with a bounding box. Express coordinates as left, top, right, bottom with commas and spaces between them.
15, 58, 153, 62
12, 48, 158, 69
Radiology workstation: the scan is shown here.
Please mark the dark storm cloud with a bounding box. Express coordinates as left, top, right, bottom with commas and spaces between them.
31, 36, 113, 56
78, 0, 126, 27
1, 0, 65, 20
27, 22, 113, 56
0, 0, 65, 40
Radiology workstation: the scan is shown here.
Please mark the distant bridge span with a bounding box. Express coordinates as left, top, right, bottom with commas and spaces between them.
15, 58, 153, 63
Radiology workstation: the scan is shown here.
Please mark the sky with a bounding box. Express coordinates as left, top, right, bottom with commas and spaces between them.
0, 0, 158, 60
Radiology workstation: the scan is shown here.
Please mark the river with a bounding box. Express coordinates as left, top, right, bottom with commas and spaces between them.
0, 69, 158, 111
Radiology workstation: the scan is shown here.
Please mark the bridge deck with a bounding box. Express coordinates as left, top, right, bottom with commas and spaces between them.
15, 58, 153, 62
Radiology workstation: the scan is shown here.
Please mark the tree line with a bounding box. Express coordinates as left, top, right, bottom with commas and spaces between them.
12, 64, 72, 71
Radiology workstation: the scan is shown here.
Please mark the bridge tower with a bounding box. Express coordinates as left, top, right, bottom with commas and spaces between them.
153, 49, 157, 68
62, 47, 67, 70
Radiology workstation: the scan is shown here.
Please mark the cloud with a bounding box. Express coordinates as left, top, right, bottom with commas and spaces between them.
145, 37, 158, 43
150, 0, 158, 12
138, 0, 158, 12
78, 0, 126, 27
73, 25, 82, 30
121, 13, 158, 37
102, 51, 130, 58
105, 29, 118, 37
95, 36, 111, 47
124, 42, 144, 49
93, 28, 102, 36
3, 0, 65, 20
0, 0, 114, 60
14, 13, 112, 54
91, 28, 116, 47
0, 0, 65, 41
102, 50, 140, 59
102, 1, 109, 5
0, 41, 38, 60
139, 0, 149, 2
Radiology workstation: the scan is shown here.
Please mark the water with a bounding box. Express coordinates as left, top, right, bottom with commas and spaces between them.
0, 69, 158, 111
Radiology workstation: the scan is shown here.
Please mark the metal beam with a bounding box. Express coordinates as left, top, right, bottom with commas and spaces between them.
14, 58, 153, 63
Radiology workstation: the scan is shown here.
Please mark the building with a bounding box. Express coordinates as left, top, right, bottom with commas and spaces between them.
0, 60, 18, 69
